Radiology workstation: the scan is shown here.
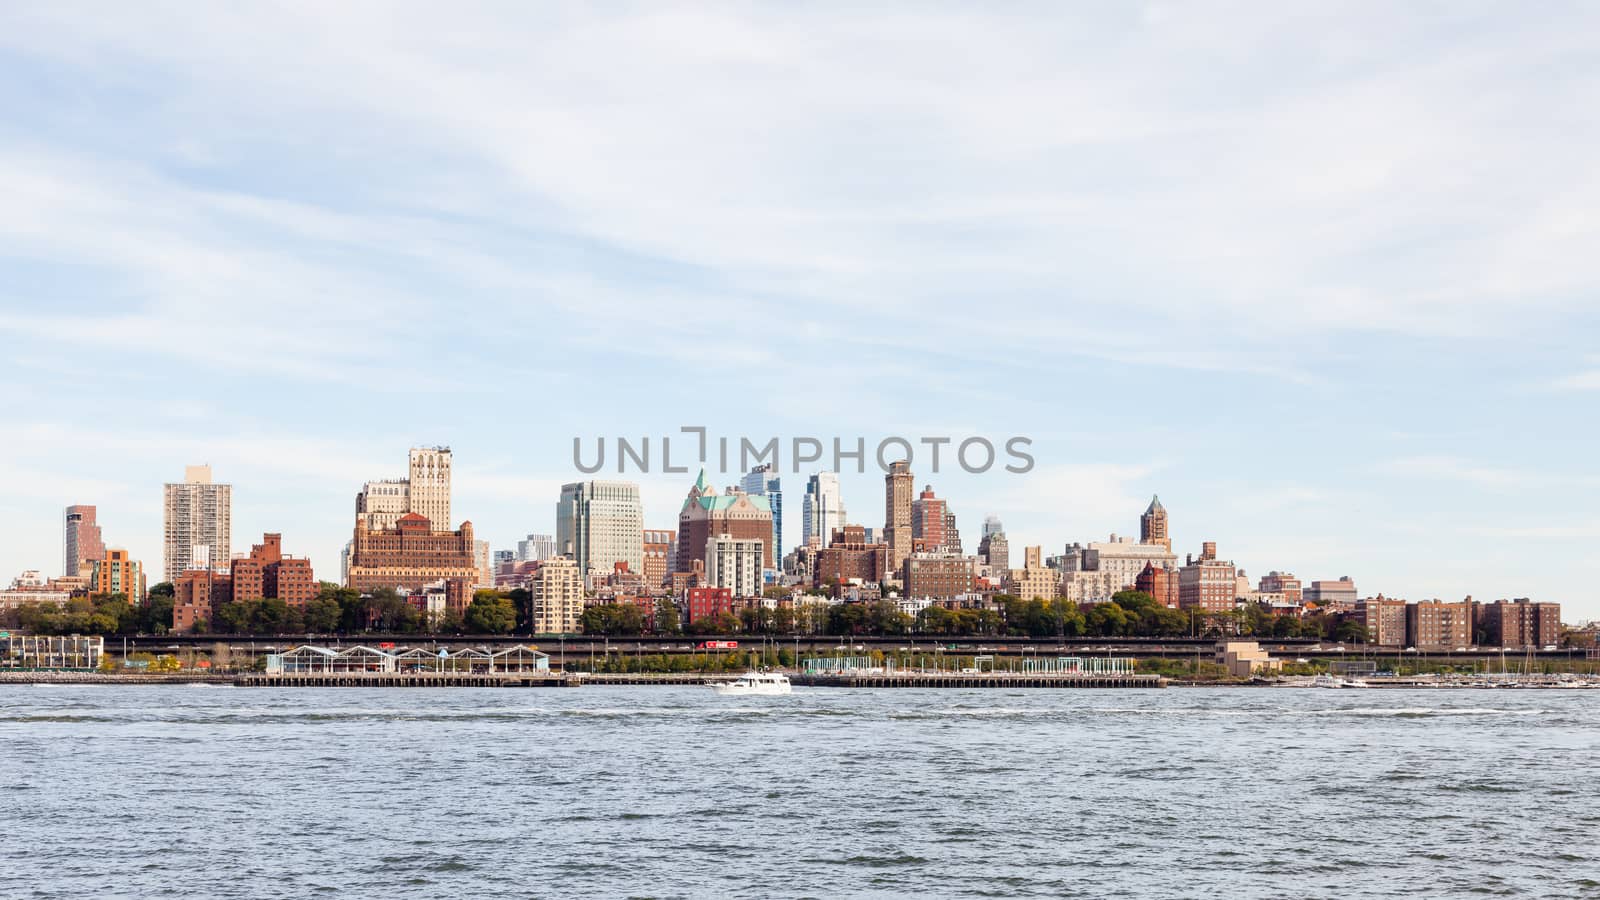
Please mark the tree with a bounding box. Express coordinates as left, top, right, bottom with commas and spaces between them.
140, 594, 175, 634
302, 597, 341, 633
654, 598, 681, 635
1336, 619, 1369, 644
465, 594, 516, 634
147, 582, 176, 600
250, 598, 295, 634
213, 601, 251, 634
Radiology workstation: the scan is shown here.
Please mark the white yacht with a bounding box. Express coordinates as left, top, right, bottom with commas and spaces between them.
711, 671, 792, 696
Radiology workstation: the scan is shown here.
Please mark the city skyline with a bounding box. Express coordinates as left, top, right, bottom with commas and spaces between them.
11, 447, 1588, 620
2, 6, 1598, 616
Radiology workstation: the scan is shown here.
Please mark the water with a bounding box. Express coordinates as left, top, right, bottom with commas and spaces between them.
2, 686, 1596, 898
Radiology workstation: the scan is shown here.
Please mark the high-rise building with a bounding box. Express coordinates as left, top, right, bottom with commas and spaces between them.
529, 556, 584, 634
911, 485, 947, 551
557, 481, 644, 579
1140, 495, 1170, 550
978, 529, 1009, 572
705, 533, 763, 598
741, 465, 783, 567
802, 472, 847, 549
163, 465, 232, 583
346, 514, 479, 592
63, 505, 105, 579
407, 447, 452, 530
474, 540, 494, 589
354, 447, 453, 532
982, 515, 1004, 539
676, 470, 773, 571
642, 529, 675, 588
943, 511, 962, 555
1061, 533, 1179, 603
517, 534, 555, 562
884, 460, 914, 570
91, 548, 146, 602
1178, 542, 1235, 612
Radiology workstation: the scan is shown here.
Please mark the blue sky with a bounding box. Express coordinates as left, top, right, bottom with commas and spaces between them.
2, 3, 1598, 617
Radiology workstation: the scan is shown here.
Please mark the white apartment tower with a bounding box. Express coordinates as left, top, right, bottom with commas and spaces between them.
162, 465, 232, 583
706, 533, 763, 598
530, 556, 584, 634
556, 481, 644, 579
802, 472, 847, 549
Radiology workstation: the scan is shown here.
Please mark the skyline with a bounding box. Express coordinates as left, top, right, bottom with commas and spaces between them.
2, 5, 1599, 616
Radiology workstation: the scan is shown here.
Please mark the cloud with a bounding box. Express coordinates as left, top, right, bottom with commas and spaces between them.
1550, 371, 1600, 391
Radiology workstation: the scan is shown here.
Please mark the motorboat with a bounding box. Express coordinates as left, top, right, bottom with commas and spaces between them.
711, 671, 792, 696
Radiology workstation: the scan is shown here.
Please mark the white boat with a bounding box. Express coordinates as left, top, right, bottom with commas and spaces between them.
1312, 674, 1369, 689
711, 671, 792, 696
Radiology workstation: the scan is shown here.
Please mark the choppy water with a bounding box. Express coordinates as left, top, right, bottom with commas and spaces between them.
2, 686, 1596, 899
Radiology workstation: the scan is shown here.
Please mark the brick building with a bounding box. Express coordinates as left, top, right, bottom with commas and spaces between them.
1406, 600, 1472, 650
173, 569, 232, 632
642, 529, 674, 588
1357, 596, 1408, 646
1475, 599, 1562, 648
677, 471, 774, 571
230, 533, 316, 607
347, 514, 479, 592
904, 553, 974, 600
813, 525, 889, 588
1178, 542, 1235, 612
1136, 562, 1181, 609
687, 586, 735, 625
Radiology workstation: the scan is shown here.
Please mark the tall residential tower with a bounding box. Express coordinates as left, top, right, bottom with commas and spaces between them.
163, 465, 232, 583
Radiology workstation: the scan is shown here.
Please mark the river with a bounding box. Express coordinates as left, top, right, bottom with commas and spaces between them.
2, 685, 1595, 898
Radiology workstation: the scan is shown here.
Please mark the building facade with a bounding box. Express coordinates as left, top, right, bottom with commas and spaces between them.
883, 461, 914, 570
1474, 599, 1562, 648
676, 471, 773, 572
904, 553, 975, 600
517, 533, 555, 562
1140, 495, 1170, 550
558, 480, 644, 579
346, 514, 480, 592
1178, 542, 1235, 612
91, 548, 146, 603
705, 534, 763, 598
162, 465, 232, 584
1258, 571, 1303, 605
63, 505, 105, 579
1304, 577, 1358, 608
740, 464, 783, 568
1407, 600, 1472, 650
1357, 596, 1408, 646
802, 472, 847, 550
1008, 546, 1058, 601
228, 533, 316, 607
529, 556, 583, 634
1061, 534, 1179, 603
642, 529, 675, 588
813, 525, 889, 589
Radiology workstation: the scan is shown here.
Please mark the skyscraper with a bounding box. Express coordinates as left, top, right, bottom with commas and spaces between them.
740, 464, 783, 567
802, 472, 847, 549
355, 447, 453, 530
408, 447, 452, 529
557, 480, 644, 577
982, 515, 1005, 539
63, 505, 104, 579
911, 485, 948, 551
517, 533, 555, 562
884, 460, 914, 570
1141, 495, 1170, 550
163, 465, 232, 583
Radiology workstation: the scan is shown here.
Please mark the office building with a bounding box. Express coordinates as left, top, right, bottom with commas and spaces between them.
741, 464, 783, 567
1304, 577, 1358, 609
642, 529, 675, 588
517, 534, 555, 562
557, 481, 644, 578
802, 472, 847, 549
162, 465, 232, 583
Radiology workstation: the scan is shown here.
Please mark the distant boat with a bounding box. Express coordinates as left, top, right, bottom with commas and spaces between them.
712, 672, 792, 696
1312, 674, 1369, 689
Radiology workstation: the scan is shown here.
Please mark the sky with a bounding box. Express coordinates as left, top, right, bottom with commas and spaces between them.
1, 3, 1598, 618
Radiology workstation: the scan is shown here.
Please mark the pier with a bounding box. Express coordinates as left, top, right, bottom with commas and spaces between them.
794, 672, 1166, 688
236, 672, 581, 688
